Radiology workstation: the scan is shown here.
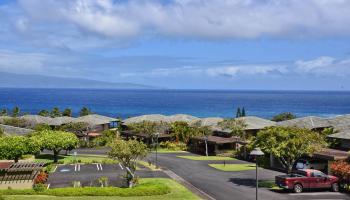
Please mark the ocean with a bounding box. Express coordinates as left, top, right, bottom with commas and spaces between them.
0, 88, 350, 119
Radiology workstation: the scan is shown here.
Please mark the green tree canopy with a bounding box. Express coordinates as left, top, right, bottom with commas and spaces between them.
218, 119, 247, 139
38, 110, 50, 117
50, 107, 62, 117
170, 121, 196, 143
108, 139, 148, 188
0, 136, 40, 162
79, 107, 91, 116
12, 106, 20, 117
271, 112, 296, 122
59, 122, 88, 136
62, 108, 72, 117
32, 130, 79, 163
0, 127, 4, 137
251, 126, 327, 173
34, 123, 52, 132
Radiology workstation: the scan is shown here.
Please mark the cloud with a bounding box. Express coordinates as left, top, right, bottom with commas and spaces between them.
2, 0, 349, 42
295, 56, 350, 76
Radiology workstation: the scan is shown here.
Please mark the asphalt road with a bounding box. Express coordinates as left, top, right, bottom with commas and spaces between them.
148, 152, 350, 200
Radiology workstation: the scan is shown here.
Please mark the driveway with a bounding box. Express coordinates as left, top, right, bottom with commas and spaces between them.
148, 152, 350, 200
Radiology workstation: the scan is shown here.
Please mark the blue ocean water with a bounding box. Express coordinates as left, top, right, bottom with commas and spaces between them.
0, 88, 350, 119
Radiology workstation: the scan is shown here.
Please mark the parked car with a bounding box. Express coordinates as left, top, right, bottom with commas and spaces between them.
275, 169, 339, 193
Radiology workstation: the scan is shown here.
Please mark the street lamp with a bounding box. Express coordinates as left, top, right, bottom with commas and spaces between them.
250, 147, 264, 200
155, 132, 160, 168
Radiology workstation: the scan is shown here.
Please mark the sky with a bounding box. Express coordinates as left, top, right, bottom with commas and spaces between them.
1, 0, 350, 90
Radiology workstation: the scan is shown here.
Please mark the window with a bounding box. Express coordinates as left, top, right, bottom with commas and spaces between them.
311, 171, 326, 178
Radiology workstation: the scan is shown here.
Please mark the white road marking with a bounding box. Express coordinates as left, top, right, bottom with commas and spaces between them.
99, 164, 103, 171
74, 164, 77, 171
119, 163, 124, 170
78, 164, 80, 171
52, 166, 57, 173
96, 163, 100, 171
47, 184, 50, 189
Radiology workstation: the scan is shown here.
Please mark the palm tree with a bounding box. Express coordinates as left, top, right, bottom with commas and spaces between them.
12, 106, 20, 117
62, 108, 72, 117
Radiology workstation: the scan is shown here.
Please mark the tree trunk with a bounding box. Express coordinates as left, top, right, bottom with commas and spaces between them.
14, 157, 19, 163
53, 150, 60, 163
204, 139, 208, 157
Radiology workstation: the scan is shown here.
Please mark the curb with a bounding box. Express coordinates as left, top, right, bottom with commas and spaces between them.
163, 169, 216, 200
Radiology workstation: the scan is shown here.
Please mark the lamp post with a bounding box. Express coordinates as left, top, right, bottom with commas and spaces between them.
155, 132, 160, 168
250, 147, 265, 200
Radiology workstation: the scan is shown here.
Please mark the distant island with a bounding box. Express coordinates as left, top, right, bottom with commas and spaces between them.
0, 72, 154, 89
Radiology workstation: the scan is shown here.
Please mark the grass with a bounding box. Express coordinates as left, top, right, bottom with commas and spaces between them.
177, 156, 235, 161
1, 178, 199, 200
137, 160, 161, 171
152, 148, 187, 153
258, 180, 280, 190
208, 164, 256, 172
34, 154, 117, 165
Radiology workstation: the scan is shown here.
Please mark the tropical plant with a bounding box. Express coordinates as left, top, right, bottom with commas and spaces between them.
34, 171, 48, 184
12, 106, 20, 117
0, 127, 4, 137
108, 139, 148, 188
38, 110, 50, 117
80, 107, 91, 116
251, 126, 326, 173
98, 176, 109, 187
62, 108, 72, 117
241, 107, 246, 117
331, 160, 350, 184
170, 121, 194, 143
0, 136, 41, 162
34, 123, 52, 131
0, 108, 7, 116
218, 119, 247, 139
271, 112, 296, 122
59, 122, 88, 136
236, 108, 242, 118
31, 130, 79, 163
50, 107, 62, 117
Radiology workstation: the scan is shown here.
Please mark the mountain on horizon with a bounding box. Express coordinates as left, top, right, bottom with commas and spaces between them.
0, 72, 154, 89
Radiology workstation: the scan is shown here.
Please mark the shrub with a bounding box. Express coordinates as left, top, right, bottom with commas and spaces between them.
33, 183, 46, 192
331, 160, 350, 182
34, 171, 48, 184
159, 141, 187, 151
2, 117, 27, 128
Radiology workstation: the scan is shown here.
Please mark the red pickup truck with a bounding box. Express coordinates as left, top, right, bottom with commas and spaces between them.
275, 169, 339, 193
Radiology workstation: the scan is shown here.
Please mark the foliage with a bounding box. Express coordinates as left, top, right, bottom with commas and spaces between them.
0, 127, 4, 137
33, 183, 46, 192
0, 136, 40, 162
12, 106, 20, 117
108, 139, 148, 188
91, 130, 117, 147
34, 171, 48, 184
2, 117, 27, 128
218, 118, 247, 139
34, 123, 52, 131
1, 108, 7, 116
62, 108, 72, 117
31, 130, 79, 163
251, 126, 326, 173
208, 164, 255, 172
159, 141, 187, 151
241, 107, 246, 117
271, 112, 296, 122
59, 122, 88, 135
38, 110, 50, 117
50, 107, 62, 117
80, 107, 91, 116
0, 179, 173, 197
98, 176, 109, 187
331, 160, 350, 183
170, 121, 197, 143
235, 107, 246, 118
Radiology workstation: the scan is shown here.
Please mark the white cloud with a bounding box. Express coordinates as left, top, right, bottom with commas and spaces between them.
10, 0, 350, 40
295, 56, 350, 76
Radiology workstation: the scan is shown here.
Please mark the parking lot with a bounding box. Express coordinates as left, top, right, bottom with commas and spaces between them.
48, 163, 168, 188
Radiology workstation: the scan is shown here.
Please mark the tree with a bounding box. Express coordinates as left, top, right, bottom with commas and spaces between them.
59, 122, 88, 136
271, 112, 296, 122
12, 106, 20, 117
80, 107, 91, 116
50, 107, 62, 117
62, 108, 72, 117
1, 108, 7, 116
32, 130, 79, 163
0, 127, 4, 137
218, 119, 247, 139
0, 136, 40, 162
330, 160, 350, 183
108, 139, 148, 188
38, 110, 50, 117
128, 121, 169, 145
34, 123, 52, 131
241, 107, 246, 117
236, 108, 242, 118
251, 126, 326, 173
3, 117, 27, 128
170, 121, 195, 143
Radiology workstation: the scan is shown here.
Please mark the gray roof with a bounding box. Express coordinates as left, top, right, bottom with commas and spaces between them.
190, 117, 224, 127
277, 116, 331, 129
328, 130, 350, 140
48, 116, 75, 126
237, 116, 276, 130
123, 114, 200, 125
73, 114, 116, 126
328, 114, 350, 128
0, 124, 33, 136
19, 115, 52, 127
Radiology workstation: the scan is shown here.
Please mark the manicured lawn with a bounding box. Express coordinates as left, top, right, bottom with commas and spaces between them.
177, 156, 235, 161
137, 160, 161, 171
208, 164, 256, 171
152, 148, 188, 153
1, 178, 199, 200
258, 180, 280, 190
35, 154, 117, 164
